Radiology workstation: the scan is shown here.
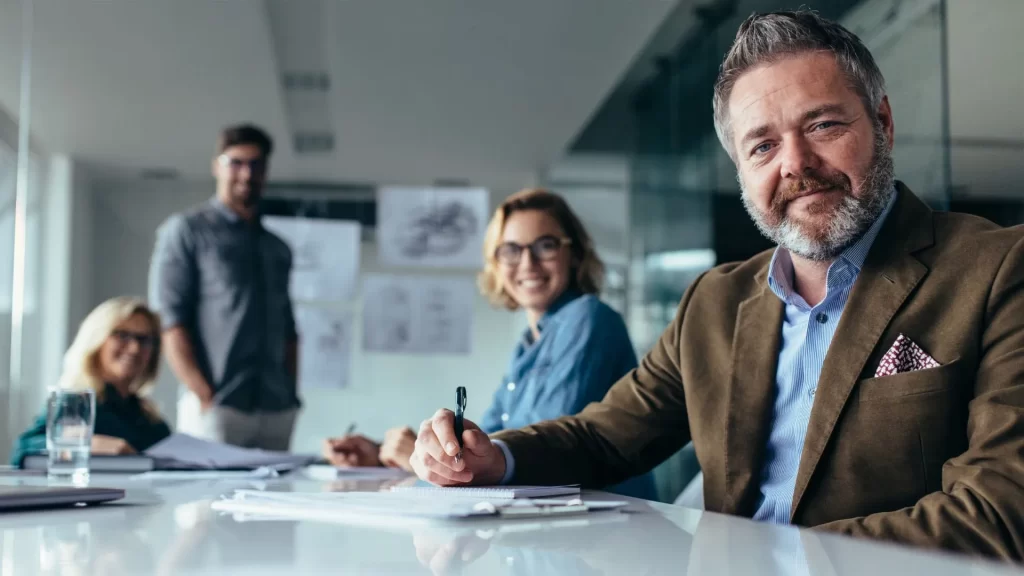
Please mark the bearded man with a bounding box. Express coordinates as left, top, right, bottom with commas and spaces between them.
407, 10, 1024, 560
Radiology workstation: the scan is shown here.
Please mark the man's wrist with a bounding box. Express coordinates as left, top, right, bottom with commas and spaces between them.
490, 439, 515, 485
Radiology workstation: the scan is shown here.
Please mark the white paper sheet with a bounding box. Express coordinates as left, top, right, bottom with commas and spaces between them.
303, 465, 411, 481
144, 434, 316, 470
362, 274, 475, 354
131, 467, 280, 481
294, 305, 352, 389
377, 187, 489, 269
262, 216, 361, 302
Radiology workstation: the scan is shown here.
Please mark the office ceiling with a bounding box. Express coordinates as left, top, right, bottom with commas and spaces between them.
0, 0, 679, 188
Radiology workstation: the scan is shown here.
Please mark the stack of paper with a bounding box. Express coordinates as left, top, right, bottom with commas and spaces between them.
210, 488, 626, 527
144, 434, 317, 471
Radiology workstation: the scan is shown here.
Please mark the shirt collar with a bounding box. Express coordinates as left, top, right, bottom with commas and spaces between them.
520, 289, 583, 345
209, 197, 259, 226
767, 188, 898, 305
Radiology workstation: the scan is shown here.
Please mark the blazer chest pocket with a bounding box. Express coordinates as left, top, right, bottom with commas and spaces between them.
856, 358, 963, 402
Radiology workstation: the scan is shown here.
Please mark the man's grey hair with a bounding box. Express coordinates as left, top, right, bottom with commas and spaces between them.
712, 10, 887, 160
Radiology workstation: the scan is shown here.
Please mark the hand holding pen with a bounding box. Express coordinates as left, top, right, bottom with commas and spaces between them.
409, 387, 508, 486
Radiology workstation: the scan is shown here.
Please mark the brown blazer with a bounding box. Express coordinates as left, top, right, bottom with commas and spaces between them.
493, 184, 1024, 559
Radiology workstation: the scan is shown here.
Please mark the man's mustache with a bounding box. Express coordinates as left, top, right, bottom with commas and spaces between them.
772, 171, 851, 210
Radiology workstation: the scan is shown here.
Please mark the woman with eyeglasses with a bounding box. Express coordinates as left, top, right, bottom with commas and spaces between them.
10, 297, 171, 465
324, 188, 656, 499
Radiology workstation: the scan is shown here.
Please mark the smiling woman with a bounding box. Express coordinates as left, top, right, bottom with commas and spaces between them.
9, 297, 171, 465
321, 189, 657, 500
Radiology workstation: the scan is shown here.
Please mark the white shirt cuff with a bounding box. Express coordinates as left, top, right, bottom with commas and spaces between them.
491, 439, 515, 485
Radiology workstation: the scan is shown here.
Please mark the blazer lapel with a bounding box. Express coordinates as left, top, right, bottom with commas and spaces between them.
724, 273, 784, 516
789, 184, 935, 521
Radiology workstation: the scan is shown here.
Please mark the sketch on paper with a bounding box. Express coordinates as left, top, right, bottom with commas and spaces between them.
374, 284, 413, 350
377, 187, 489, 269
362, 274, 474, 355
295, 305, 352, 390
262, 216, 360, 302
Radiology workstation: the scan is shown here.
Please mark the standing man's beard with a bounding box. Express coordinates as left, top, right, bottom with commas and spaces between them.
740, 127, 896, 262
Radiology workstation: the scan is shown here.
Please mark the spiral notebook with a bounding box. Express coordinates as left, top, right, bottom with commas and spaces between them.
389, 483, 580, 499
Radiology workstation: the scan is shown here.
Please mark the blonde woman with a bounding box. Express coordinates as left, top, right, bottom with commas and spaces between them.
11, 297, 171, 465
324, 189, 656, 499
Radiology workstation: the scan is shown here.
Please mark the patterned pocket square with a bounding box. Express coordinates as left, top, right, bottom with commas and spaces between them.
874, 334, 940, 378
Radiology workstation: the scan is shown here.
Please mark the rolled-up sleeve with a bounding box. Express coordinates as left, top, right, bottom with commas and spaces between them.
149, 214, 197, 331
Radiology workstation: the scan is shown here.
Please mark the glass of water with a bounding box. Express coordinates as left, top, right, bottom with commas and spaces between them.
46, 388, 96, 483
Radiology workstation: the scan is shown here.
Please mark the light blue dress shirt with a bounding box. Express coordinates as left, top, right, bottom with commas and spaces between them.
752, 191, 896, 523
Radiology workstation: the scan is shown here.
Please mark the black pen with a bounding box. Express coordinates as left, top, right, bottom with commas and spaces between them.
454, 386, 466, 463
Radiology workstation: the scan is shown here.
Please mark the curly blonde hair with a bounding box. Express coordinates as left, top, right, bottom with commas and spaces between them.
479, 188, 604, 310
58, 297, 163, 421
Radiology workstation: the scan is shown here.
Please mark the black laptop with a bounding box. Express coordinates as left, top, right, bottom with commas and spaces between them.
0, 486, 125, 511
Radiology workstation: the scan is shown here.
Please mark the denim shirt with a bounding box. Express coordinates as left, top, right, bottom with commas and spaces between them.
482, 290, 657, 500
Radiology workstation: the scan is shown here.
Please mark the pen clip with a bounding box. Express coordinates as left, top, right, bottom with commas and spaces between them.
454, 386, 467, 456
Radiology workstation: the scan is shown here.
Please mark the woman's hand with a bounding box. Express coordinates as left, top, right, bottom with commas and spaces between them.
379, 427, 417, 471
322, 435, 382, 467
91, 435, 137, 455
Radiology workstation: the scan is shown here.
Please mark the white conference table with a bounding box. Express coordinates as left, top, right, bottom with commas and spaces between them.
0, 471, 1020, 575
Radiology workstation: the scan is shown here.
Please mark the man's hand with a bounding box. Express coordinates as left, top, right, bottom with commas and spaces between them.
412, 529, 491, 576
409, 409, 506, 486
91, 435, 137, 456
322, 435, 382, 467
380, 427, 417, 472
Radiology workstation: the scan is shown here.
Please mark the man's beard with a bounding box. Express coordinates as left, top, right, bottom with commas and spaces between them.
233, 185, 261, 208
740, 127, 896, 262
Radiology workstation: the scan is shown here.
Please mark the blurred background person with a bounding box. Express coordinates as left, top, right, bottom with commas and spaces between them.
148, 125, 300, 451
11, 297, 169, 465
324, 189, 656, 499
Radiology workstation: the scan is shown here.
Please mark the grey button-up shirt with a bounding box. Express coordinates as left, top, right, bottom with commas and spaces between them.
149, 199, 299, 412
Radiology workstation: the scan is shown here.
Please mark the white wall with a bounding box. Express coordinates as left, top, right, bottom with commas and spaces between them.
87, 175, 526, 454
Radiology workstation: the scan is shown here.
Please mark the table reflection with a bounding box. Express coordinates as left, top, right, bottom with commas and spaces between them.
35, 508, 157, 576
155, 498, 298, 574
409, 504, 696, 576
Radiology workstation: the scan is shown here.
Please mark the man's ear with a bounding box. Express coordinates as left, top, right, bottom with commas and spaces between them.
876, 96, 895, 150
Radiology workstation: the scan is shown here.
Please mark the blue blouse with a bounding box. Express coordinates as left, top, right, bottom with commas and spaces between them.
480, 290, 657, 500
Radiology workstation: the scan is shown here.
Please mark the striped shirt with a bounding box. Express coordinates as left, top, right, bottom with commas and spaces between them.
753, 191, 897, 523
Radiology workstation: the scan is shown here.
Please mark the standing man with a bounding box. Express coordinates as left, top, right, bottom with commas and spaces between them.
408, 11, 1024, 560
149, 125, 300, 450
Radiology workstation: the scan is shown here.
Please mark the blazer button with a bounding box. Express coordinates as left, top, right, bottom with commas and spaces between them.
507, 382, 516, 391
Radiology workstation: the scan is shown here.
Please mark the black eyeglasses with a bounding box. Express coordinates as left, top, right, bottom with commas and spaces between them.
111, 330, 156, 349
217, 155, 268, 173
494, 235, 572, 266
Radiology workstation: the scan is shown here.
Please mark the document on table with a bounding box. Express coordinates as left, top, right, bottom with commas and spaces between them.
303, 465, 411, 481
210, 489, 626, 527
131, 467, 281, 481
144, 434, 317, 470
390, 484, 580, 500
